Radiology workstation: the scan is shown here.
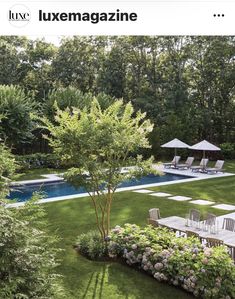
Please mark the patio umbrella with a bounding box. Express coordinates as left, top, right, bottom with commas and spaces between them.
161, 138, 190, 157
190, 140, 221, 167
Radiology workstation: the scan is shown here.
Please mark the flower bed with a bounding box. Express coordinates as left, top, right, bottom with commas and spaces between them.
107, 224, 235, 299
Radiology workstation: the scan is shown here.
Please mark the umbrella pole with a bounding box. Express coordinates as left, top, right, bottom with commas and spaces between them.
175, 148, 177, 167
203, 150, 205, 170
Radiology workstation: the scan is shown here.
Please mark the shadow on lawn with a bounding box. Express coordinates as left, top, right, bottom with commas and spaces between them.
81, 265, 106, 299
81, 262, 193, 299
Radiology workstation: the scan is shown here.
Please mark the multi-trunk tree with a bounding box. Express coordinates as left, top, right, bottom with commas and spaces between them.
38, 99, 156, 238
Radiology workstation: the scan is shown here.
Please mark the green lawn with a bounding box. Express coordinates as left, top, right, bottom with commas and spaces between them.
150, 176, 235, 205
45, 193, 196, 299
44, 169, 235, 299
15, 160, 235, 298
13, 168, 65, 181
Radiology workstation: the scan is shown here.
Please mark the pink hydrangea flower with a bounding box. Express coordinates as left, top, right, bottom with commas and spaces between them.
154, 262, 164, 270
202, 258, 208, 265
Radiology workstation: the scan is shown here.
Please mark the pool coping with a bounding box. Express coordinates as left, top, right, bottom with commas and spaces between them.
6, 166, 235, 208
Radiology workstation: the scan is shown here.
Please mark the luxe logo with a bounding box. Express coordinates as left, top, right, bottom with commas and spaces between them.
8, 4, 31, 27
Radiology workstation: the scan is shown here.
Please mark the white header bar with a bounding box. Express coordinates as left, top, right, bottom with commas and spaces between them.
0, 1, 234, 35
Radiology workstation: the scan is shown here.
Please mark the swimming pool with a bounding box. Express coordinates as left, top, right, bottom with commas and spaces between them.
8, 173, 192, 202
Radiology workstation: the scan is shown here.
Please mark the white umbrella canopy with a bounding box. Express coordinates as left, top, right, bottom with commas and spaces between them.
190, 140, 221, 152
190, 140, 221, 167
161, 138, 190, 157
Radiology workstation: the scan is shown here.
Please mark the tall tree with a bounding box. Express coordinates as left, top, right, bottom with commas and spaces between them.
37, 98, 156, 239
188, 36, 235, 143
0, 85, 37, 151
0, 36, 28, 85
98, 40, 127, 98
45, 86, 115, 119
22, 39, 57, 101
51, 36, 107, 93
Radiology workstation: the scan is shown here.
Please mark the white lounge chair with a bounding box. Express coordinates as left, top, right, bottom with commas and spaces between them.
163, 156, 181, 169
176, 157, 194, 170
206, 160, 224, 174
190, 158, 209, 172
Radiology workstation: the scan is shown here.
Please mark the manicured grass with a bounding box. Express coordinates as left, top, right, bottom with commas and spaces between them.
150, 159, 235, 205
45, 193, 197, 299
44, 188, 230, 299
18, 160, 235, 298
150, 177, 235, 205
13, 168, 66, 181
223, 159, 235, 173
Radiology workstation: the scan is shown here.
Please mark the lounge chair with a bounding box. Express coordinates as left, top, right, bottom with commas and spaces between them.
147, 208, 161, 226
163, 156, 181, 169
206, 160, 224, 174
190, 158, 209, 172
176, 157, 194, 170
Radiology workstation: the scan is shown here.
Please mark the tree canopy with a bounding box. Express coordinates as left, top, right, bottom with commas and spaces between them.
0, 85, 37, 151
37, 99, 156, 238
0, 36, 234, 156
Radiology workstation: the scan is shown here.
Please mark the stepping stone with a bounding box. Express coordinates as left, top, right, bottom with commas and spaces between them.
150, 192, 172, 197
168, 195, 192, 201
212, 204, 235, 211
133, 189, 153, 194
190, 199, 215, 205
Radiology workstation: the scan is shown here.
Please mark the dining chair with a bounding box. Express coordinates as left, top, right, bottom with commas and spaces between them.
205, 213, 216, 226
206, 237, 224, 247
222, 218, 235, 231
148, 219, 159, 227
189, 209, 201, 228
147, 208, 161, 227
186, 230, 200, 240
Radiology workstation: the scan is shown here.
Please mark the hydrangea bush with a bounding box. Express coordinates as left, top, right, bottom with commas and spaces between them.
107, 224, 235, 299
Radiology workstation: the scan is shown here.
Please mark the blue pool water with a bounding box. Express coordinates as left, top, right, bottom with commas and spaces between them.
8, 173, 191, 202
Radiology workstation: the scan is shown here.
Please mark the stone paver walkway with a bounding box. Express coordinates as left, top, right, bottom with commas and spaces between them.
150, 192, 172, 197
190, 199, 215, 205
132, 188, 235, 212
168, 195, 192, 201
133, 189, 153, 193
212, 204, 235, 211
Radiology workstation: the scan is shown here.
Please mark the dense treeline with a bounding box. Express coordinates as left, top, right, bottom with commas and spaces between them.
0, 36, 235, 157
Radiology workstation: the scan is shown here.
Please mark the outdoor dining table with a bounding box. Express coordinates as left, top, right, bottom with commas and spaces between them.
156, 216, 235, 255
156, 216, 187, 234
157, 216, 235, 260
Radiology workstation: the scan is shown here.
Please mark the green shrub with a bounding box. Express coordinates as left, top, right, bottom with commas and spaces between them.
220, 143, 235, 159
108, 224, 235, 299
0, 201, 64, 299
76, 231, 107, 260
16, 153, 61, 170
0, 85, 36, 150
0, 143, 17, 198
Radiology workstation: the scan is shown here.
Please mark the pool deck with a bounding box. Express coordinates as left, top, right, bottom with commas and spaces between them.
6, 164, 234, 208
10, 174, 64, 186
